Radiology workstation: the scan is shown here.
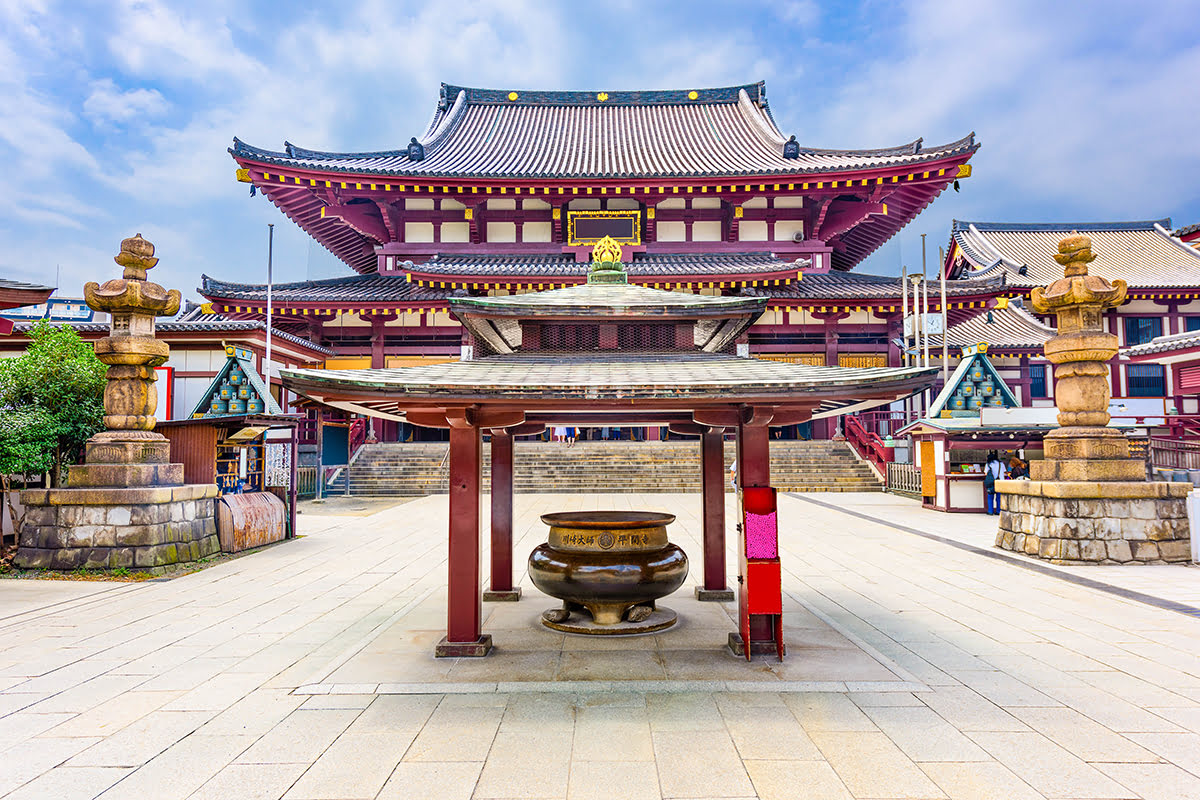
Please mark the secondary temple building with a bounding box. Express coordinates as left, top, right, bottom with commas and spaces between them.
210, 82, 987, 439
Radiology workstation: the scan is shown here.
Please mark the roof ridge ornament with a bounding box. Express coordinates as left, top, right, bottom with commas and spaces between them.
587, 236, 628, 285
782, 135, 799, 159
407, 137, 425, 162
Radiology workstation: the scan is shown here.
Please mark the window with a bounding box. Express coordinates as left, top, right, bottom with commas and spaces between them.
1029, 364, 1048, 399
1123, 316, 1162, 345
1186, 317, 1200, 332
1126, 364, 1166, 397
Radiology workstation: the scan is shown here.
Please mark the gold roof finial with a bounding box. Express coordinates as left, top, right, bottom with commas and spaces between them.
591, 235, 623, 265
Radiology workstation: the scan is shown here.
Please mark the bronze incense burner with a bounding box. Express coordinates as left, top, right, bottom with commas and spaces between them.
529, 511, 688, 634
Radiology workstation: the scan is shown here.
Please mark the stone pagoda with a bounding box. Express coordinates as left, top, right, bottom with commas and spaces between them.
15, 235, 219, 570
995, 234, 1191, 564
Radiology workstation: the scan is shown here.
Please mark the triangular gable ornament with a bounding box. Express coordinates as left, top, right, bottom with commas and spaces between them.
190, 343, 283, 418
926, 343, 1020, 418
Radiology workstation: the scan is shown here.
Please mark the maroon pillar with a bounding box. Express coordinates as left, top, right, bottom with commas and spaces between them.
436, 418, 492, 657
734, 419, 782, 656
484, 430, 520, 601
696, 429, 733, 601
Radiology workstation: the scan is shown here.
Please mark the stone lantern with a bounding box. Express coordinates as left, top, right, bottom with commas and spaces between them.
15, 235, 220, 571
995, 234, 1192, 564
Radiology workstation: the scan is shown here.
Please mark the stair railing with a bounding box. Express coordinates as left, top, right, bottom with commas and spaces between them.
844, 414, 893, 477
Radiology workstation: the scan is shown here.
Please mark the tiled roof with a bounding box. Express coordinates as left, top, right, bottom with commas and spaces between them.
950, 220, 1200, 289
930, 302, 1055, 351
768, 271, 1006, 301
283, 350, 937, 419
410, 252, 805, 278
0, 278, 54, 292
201, 274, 449, 303
1124, 329, 1200, 358
232, 82, 978, 180
1175, 222, 1200, 238
12, 318, 332, 356
202, 266, 1006, 307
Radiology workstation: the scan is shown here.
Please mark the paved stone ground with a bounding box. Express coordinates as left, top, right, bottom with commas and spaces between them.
0, 492, 1198, 799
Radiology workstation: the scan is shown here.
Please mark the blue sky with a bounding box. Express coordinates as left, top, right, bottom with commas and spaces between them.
2, 0, 1198, 301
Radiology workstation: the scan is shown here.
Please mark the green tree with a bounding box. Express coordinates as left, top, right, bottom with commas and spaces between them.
0, 320, 106, 498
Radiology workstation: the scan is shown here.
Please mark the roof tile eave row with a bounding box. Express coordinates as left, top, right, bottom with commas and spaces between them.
230, 135, 977, 181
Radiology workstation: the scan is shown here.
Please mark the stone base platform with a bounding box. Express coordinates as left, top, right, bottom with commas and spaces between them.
14, 483, 219, 570
996, 479, 1192, 564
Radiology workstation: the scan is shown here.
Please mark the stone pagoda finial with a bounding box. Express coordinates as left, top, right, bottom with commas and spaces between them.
1028, 233, 1141, 482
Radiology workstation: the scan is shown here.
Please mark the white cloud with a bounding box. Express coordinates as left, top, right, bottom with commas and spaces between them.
83, 78, 168, 123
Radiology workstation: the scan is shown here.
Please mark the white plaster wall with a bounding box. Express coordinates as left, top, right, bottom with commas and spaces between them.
568, 199, 601, 210
656, 198, 685, 210
404, 222, 434, 243
775, 196, 804, 208
441, 198, 465, 210
440, 222, 469, 243
692, 221, 721, 242
405, 198, 434, 210
775, 220, 804, 241
692, 197, 721, 209
523, 198, 551, 210
487, 221, 517, 242
657, 221, 686, 242
743, 196, 768, 209
523, 221, 552, 242
487, 199, 517, 211
607, 199, 640, 210
739, 221, 768, 241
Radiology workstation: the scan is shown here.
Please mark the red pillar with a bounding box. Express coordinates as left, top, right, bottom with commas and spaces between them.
484, 429, 519, 601
436, 417, 492, 657
734, 419, 782, 656
697, 429, 733, 601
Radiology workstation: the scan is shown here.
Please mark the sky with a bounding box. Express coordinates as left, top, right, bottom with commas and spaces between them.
2, 0, 1199, 302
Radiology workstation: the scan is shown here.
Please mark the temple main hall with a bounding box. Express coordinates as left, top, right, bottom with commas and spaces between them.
208, 82, 990, 439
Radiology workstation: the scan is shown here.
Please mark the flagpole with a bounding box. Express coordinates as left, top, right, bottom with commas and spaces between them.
265, 224, 274, 398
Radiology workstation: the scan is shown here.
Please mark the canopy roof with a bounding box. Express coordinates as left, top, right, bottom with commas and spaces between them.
282, 350, 937, 425
233, 83, 977, 181
948, 220, 1200, 291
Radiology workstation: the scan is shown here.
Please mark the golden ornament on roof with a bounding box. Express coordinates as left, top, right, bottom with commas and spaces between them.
597, 92, 609, 102
591, 236, 623, 265
507, 91, 519, 101
688, 90, 699, 100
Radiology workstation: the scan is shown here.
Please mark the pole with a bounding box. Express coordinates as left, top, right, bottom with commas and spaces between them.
901, 265, 909, 368
901, 265, 909, 418
939, 245, 949, 386
265, 224, 274, 397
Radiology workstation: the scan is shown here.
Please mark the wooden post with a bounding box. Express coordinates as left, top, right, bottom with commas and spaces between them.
484, 429, 519, 601
696, 428, 733, 601
436, 413, 492, 657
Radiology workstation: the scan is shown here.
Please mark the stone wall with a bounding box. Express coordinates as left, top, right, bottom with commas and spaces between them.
15, 484, 219, 570
996, 485, 1192, 564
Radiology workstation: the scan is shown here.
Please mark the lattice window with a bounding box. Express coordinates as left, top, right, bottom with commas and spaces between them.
838, 354, 887, 368
1029, 364, 1048, 398
1127, 364, 1166, 397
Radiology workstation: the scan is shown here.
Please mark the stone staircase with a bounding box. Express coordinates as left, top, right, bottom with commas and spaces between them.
344, 440, 882, 496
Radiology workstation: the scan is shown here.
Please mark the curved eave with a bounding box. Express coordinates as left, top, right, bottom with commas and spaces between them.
280, 361, 938, 406
231, 135, 977, 181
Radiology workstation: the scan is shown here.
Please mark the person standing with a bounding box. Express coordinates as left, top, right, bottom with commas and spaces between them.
984, 450, 1007, 515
